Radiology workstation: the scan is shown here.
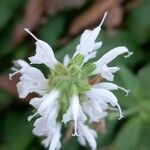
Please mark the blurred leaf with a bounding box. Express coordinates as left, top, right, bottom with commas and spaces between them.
12, 0, 44, 45
137, 64, 150, 99
116, 65, 142, 100
62, 137, 79, 150
2, 110, 33, 150
127, 0, 150, 43
96, 30, 144, 67
114, 117, 142, 150
40, 14, 66, 48
0, 0, 25, 31
0, 89, 12, 108
141, 123, 150, 150
97, 119, 118, 147
56, 37, 80, 61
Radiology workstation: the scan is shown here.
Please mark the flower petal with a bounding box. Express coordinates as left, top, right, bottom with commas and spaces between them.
78, 123, 97, 150
95, 46, 132, 65
24, 28, 58, 69
11, 60, 48, 98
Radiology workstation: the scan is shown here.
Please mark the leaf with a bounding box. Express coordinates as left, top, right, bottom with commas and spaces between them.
56, 36, 80, 61
40, 14, 66, 48
97, 119, 118, 147
115, 65, 142, 100
137, 64, 150, 99
114, 117, 142, 150
127, 0, 150, 43
61, 137, 79, 150
11, 0, 45, 45
96, 30, 144, 68
0, 89, 12, 108
68, 0, 119, 35
2, 110, 33, 150
0, 0, 25, 31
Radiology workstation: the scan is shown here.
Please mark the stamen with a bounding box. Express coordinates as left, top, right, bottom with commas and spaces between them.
11, 67, 18, 72
9, 70, 19, 80
72, 122, 79, 136
124, 51, 133, 58
99, 12, 108, 28
24, 28, 38, 41
116, 103, 124, 120
27, 112, 38, 121
118, 86, 130, 96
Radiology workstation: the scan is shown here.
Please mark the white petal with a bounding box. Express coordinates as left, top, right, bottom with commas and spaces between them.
79, 123, 97, 150
93, 82, 129, 96
24, 28, 58, 69
96, 46, 132, 65
29, 97, 43, 109
38, 90, 59, 115
93, 65, 119, 81
63, 54, 70, 67
29, 40, 58, 69
49, 124, 61, 150
71, 95, 80, 136
14, 61, 48, 98
33, 117, 47, 136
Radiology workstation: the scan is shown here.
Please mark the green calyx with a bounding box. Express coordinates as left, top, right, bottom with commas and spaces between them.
48, 54, 96, 122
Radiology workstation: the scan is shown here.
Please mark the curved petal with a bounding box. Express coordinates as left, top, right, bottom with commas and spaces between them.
96, 46, 132, 66
11, 60, 48, 98
24, 28, 58, 69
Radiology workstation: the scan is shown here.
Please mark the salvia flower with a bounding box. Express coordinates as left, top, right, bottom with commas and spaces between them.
10, 12, 133, 150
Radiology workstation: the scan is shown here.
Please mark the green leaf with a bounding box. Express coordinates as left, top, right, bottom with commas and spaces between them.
96, 30, 144, 68
114, 117, 142, 150
127, 0, 150, 43
61, 137, 79, 150
97, 119, 118, 147
56, 37, 80, 61
2, 110, 33, 150
0, 89, 12, 108
0, 0, 25, 30
40, 14, 66, 48
116, 65, 142, 100
137, 64, 150, 99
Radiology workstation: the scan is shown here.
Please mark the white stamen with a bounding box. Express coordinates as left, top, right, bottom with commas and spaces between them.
72, 122, 79, 136
116, 103, 124, 120
124, 51, 133, 58
9, 70, 19, 80
99, 12, 108, 27
24, 28, 38, 41
118, 86, 130, 96
27, 112, 38, 121
11, 67, 18, 72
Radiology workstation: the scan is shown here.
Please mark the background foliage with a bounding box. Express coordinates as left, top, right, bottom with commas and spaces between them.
0, 0, 150, 150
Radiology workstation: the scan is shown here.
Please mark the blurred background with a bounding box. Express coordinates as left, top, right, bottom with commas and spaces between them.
0, 0, 150, 149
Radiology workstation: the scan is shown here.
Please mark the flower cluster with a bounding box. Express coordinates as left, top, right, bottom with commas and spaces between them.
10, 12, 132, 150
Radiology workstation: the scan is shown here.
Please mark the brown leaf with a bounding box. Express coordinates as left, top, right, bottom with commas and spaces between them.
45, 0, 85, 16
63, 124, 73, 143
0, 75, 18, 96
68, 0, 120, 36
93, 120, 107, 134
11, 0, 45, 46
0, 74, 36, 103
105, 2, 123, 29
89, 75, 103, 85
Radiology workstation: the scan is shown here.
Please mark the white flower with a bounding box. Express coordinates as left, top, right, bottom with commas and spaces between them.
86, 88, 124, 119
24, 28, 58, 69
78, 122, 97, 150
93, 46, 133, 81
9, 60, 48, 98
73, 12, 108, 63
11, 12, 133, 150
